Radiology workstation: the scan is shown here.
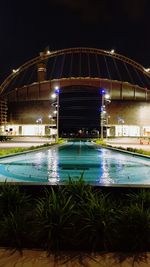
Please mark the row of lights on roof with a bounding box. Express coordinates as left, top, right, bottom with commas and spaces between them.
12, 68, 20, 74
144, 68, 150, 73
12, 49, 150, 75
12, 50, 115, 74
110, 49, 115, 54
109, 49, 150, 74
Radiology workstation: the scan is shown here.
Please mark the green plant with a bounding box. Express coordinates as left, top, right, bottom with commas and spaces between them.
114, 205, 150, 251
111, 145, 150, 157
126, 189, 150, 209
0, 183, 33, 250
93, 139, 106, 146
34, 187, 75, 252
58, 138, 65, 144
0, 210, 30, 250
64, 175, 93, 206
0, 181, 150, 253
0, 182, 31, 217
76, 191, 116, 251
0, 143, 53, 157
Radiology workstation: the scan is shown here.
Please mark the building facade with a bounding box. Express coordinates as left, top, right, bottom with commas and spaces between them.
0, 47, 150, 137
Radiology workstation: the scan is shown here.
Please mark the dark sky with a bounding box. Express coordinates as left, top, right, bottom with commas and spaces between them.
0, 0, 149, 81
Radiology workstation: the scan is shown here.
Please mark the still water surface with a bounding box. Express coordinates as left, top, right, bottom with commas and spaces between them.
0, 141, 150, 185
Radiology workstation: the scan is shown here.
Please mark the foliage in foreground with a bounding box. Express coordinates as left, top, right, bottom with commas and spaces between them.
0, 180, 150, 253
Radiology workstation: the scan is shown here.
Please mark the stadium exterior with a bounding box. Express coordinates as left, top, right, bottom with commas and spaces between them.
0, 47, 150, 138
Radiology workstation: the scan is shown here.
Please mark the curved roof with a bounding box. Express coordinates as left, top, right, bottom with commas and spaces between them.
0, 47, 150, 96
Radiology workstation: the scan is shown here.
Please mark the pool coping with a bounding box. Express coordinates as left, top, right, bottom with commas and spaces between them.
1, 180, 150, 189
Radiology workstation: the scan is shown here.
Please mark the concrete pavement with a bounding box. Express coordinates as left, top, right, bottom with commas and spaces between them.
1, 136, 150, 151
106, 138, 150, 151
0, 136, 53, 149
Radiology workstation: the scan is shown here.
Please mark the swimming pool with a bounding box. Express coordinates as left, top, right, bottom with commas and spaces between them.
0, 141, 150, 185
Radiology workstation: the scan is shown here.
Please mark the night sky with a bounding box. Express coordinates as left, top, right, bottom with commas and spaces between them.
0, 0, 149, 82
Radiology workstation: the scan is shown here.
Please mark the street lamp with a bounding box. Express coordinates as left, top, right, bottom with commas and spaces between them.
117, 117, 125, 136
36, 118, 42, 136
100, 89, 110, 140
103, 114, 110, 139
51, 86, 60, 142
100, 90, 105, 140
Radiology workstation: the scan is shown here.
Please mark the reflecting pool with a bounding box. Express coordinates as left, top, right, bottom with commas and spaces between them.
0, 141, 150, 185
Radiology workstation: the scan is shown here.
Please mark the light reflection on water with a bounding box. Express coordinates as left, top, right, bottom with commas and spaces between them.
99, 149, 115, 184
0, 141, 150, 184
47, 149, 60, 183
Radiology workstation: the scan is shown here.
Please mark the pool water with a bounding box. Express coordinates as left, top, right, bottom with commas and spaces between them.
0, 141, 150, 185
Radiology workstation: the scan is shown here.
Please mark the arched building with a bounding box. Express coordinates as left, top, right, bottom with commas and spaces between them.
0, 47, 150, 137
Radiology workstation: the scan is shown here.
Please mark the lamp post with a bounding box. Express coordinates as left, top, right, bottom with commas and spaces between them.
48, 114, 52, 137
117, 117, 125, 136
36, 118, 42, 136
105, 115, 110, 138
51, 86, 60, 142
100, 89, 110, 140
101, 94, 104, 140
36, 119, 39, 136
56, 88, 60, 142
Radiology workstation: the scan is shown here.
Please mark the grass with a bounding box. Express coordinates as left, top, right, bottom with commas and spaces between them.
126, 147, 150, 156
0, 139, 65, 157
93, 138, 150, 157
111, 146, 150, 157
0, 147, 32, 156
93, 139, 106, 146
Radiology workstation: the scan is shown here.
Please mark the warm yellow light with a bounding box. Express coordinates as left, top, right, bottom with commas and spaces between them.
144, 68, 150, 73
105, 94, 110, 99
51, 93, 56, 99
110, 49, 115, 54
12, 68, 20, 74
46, 50, 51, 55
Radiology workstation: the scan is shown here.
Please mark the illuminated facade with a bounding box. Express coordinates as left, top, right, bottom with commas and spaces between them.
0, 47, 150, 137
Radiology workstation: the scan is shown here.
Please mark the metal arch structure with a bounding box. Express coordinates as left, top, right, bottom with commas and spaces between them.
0, 47, 150, 95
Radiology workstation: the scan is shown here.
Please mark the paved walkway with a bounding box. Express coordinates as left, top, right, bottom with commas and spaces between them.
1, 137, 150, 151
0, 249, 149, 267
106, 138, 150, 151
0, 137, 53, 149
